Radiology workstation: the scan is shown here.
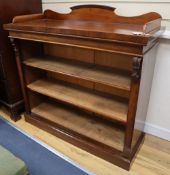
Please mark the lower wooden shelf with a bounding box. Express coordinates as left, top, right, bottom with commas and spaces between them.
31, 102, 125, 151
27, 78, 128, 124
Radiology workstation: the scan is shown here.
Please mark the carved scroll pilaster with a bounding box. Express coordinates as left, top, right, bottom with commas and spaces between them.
124, 57, 143, 157
9, 38, 30, 114
132, 57, 143, 81
10, 38, 20, 57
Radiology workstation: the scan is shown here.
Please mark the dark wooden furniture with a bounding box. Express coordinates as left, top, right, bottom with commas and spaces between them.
4, 5, 162, 170
0, 0, 42, 121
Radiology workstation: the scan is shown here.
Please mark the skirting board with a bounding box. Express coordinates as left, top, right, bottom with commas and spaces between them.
160, 30, 170, 39
42, 0, 170, 3
135, 120, 170, 141
144, 122, 170, 141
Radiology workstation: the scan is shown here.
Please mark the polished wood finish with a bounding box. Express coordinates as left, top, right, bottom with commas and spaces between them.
124, 57, 143, 157
0, 0, 42, 121
4, 5, 162, 170
5, 5, 161, 45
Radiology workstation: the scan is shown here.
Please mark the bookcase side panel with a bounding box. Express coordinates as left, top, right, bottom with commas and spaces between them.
131, 43, 159, 149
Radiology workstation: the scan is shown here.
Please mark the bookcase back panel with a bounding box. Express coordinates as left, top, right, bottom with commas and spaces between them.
28, 91, 46, 109
48, 72, 94, 89
19, 40, 43, 60
95, 83, 130, 99
47, 72, 129, 98
43, 43, 133, 71
24, 67, 46, 85
44, 43, 94, 63
95, 51, 133, 71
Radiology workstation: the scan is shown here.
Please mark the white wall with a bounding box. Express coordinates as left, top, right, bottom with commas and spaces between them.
42, 0, 170, 141
42, 0, 170, 30
145, 39, 170, 140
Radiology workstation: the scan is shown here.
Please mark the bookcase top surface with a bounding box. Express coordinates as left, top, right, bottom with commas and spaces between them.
4, 5, 162, 45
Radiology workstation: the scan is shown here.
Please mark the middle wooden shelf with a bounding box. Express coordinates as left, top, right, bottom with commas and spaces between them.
27, 78, 128, 124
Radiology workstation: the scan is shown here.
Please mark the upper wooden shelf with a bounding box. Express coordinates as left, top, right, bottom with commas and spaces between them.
23, 56, 131, 97
4, 5, 162, 45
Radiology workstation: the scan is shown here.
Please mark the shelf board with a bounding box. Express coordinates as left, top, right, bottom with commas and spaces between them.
32, 102, 125, 151
24, 57, 131, 96
27, 78, 128, 124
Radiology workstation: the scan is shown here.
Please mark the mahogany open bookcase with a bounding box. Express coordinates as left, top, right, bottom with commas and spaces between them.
4, 5, 163, 170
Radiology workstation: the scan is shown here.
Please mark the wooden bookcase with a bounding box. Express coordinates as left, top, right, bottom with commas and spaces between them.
4, 5, 163, 170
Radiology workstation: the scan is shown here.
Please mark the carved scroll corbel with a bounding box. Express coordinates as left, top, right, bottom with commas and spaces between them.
132, 57, 143, 81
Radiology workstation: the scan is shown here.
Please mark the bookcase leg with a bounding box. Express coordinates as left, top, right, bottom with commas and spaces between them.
9, 100, 24, 121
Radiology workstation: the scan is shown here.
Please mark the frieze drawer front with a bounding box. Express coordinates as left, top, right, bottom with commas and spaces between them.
4, 5, 163, 170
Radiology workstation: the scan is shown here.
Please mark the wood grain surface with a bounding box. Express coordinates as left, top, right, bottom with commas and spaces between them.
32, 102, 125, 151
27, 78, 128, 124
24, 56, 131, 92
